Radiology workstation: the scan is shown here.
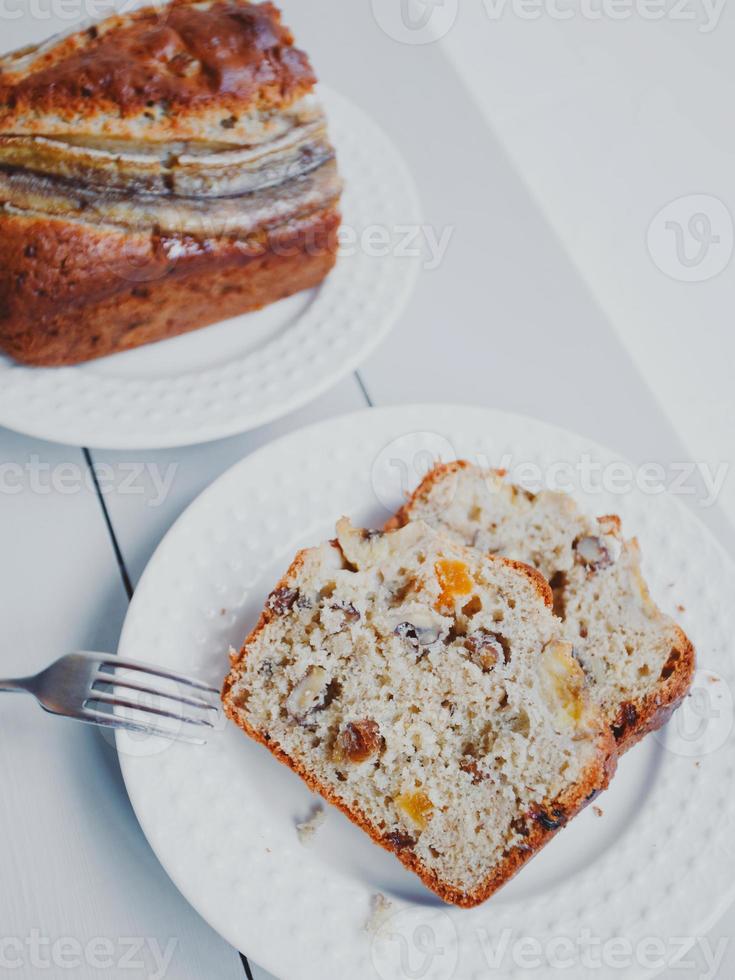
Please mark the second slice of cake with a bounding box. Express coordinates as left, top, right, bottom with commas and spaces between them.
223, 518, 616, 907
388, 461, 695, 751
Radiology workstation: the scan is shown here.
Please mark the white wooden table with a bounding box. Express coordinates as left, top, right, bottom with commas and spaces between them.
2, 2, 734, 977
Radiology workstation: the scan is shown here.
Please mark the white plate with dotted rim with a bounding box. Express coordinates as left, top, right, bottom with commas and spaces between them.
0, 89, 420, 450
117, 405, 735, 980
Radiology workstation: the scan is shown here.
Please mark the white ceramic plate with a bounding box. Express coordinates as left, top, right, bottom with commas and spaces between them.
0, 89, 420, 449
118, 405, 735, 980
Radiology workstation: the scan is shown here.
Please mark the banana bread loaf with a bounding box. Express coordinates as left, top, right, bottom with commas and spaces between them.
0, 0, 341, 365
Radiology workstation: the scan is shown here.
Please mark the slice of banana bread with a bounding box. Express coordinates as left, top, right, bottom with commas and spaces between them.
388, 462, 695, 751
223, 518, 615, 907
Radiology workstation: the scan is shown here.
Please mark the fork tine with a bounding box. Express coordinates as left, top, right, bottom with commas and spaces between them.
97, 657, 220, 694
81, 708, 208, 744
85, 693, 215, 729
92, 673, 218, 711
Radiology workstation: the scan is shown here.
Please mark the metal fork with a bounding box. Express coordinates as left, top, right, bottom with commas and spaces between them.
0, 653, 221, 744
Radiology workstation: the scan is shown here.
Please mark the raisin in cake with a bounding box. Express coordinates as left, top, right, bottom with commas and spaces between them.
222, 518, 616, 907
388, 462, 695, 751
0, 0, 340, 365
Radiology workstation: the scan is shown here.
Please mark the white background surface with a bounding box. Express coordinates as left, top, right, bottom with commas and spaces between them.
1, 1, 733, 978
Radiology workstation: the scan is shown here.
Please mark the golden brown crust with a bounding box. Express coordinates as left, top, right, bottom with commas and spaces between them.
498, 557, 554, 609
222, 536, 617, 908
0, 1, 316, 141
386, 459, 697, 753
0, 205, 339, 365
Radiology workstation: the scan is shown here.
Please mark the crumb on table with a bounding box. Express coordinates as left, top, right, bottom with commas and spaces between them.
593, 806, 604, 818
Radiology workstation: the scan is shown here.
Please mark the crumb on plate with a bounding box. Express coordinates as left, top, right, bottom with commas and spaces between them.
365, 893, 394, 934
296, 805, 326, 846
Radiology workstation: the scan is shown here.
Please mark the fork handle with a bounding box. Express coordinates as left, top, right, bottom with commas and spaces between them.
0, 679, 30, 694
